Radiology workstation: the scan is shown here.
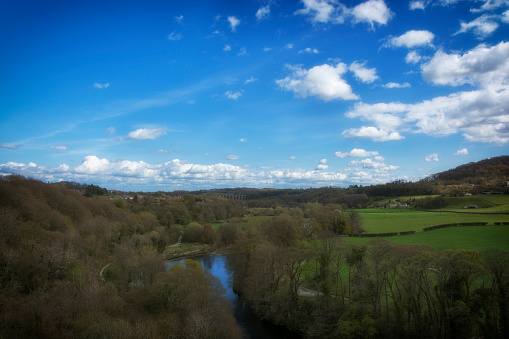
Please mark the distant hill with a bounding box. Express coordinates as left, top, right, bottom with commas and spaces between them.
426, 155, 509, 185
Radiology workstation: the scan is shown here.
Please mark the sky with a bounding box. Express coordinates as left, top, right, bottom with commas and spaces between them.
1, 0, 508, 191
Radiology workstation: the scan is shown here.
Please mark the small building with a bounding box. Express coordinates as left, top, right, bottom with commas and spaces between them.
465, 205, 478, 209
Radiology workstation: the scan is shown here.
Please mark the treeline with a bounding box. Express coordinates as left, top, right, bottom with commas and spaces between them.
229, 235, 509, 338
428, 155, 509, 185
0, 176, 243, 338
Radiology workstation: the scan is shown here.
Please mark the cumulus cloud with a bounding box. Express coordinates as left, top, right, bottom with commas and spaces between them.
0, 155, 404, 189
348, 157, 399, 172
334, 148, 379, 158
454, 14, 499, 39
349, 61, 379, 83
386, 30, 435, 48
406, 51, 422, 64
344, 87, 509, 143
343, 126, 404, 142
295, 0, 393, 29
351, 0, 394, 29
225, 91, 242, 100
1, 143, 22, 149
316, 164, 329, 170
126, 128, 166, 140
239, 138, 247, 142
256, 5, 270, 20
49, 145, 70, 150
409, 1, 426, 10
383, 82, 411, 88
454, 148, 469, 155
295, 0, 347, 24
425, 153, 439, 162
421, 41, 509, 88
228, 16, 240, 32
93, 82, 109, 89
290, 155, 297, 160
503, 10, 509, 23
319, 159, 328, 164
167, 32, 182, 41
299, 47, 320, 54
276, 63, 359, 101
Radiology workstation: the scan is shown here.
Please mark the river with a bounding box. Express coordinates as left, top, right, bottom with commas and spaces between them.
168, 255, 300, 338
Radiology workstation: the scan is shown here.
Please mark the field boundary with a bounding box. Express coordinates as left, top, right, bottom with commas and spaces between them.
350, 222, 509, 238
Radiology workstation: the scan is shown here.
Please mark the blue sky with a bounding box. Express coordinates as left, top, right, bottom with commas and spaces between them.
1, 0, 508, 191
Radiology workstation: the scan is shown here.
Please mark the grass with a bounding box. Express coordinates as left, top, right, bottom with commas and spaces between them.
358, 210, 509, 233
344, 226, 509, 252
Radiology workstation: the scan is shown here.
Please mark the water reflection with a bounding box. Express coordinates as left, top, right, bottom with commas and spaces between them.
168, 255, 299, 339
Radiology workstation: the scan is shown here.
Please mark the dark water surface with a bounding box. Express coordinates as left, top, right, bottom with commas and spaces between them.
168, 255, 299, 338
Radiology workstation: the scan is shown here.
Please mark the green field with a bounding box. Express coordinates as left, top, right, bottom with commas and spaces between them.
358, 195, 509, 233
358, 210, 509, 233
344, 226, 509, 252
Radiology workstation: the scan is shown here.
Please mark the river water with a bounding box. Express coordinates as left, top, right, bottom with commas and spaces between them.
169, 255, 299, 338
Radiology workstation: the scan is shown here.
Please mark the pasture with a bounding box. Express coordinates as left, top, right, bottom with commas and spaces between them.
344, 226, 509, 252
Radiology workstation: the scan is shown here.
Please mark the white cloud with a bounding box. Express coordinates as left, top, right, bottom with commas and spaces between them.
286, 43, 294, 49
245, 76, 258, 84
239, 138, 247, 142
256, 5, 270, 20
228, 16, 240, 32
225, 155, 240, 160
343, 126, 404, 142
175, 15, 184, 23
386, 30, 435, 48
409, 1, 426, 10
0, 155, 404, 189
276, 63, 359, 101
295, 0, 347, 24
93, 82, 109, 89
238, 47, 248, 56
263, 47, 272, 52
106, 127, 116, 135
225, 91, 242, 100
425, 153, 439, 162
290, 156, 297, 160
351, 0, 394, 30
316, 164, 329, 170
345, 86, 509, 144
154, 149, 179, 154
503, 10, 509, 23
454, 148, 469, 155
126, 128, 166, 140
49, 145, 70, 150
223, 44, 231, 52
454, 14, 499, 39
334, 148, 380, 158
167, 32, 182, 41
383, 82, 411, 88
299, 47, 320, 54
349, 61, 379, 83
421, 41, 509, 88
319, 159, 328, 164
348, 157, 399, 172
0, 143, 22, 149
471, 0, 509, 12
406, 51, 422, 64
